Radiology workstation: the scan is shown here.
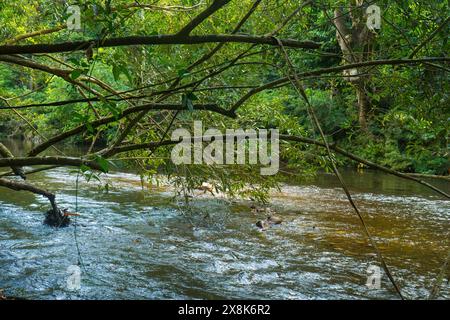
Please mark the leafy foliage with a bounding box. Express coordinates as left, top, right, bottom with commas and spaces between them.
0, 0, 448, 203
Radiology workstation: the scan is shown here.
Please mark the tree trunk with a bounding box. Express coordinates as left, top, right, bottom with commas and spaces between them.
333, 3, 377, 135
355, 84, 369, 132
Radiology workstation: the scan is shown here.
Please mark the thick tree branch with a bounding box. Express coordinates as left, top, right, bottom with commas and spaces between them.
0, 55, 70, 77
177, 0, 231, 36
0, 55, 106, 99
0, 34, 320, 55
0, 156, 101, 171
0, 178, 58, 212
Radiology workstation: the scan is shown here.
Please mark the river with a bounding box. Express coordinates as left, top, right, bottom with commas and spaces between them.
0, 139, 449, 300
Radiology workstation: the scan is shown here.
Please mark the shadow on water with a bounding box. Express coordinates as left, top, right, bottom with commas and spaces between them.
0, 139, 449, 299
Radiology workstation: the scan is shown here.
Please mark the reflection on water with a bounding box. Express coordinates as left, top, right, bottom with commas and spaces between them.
0, 155, 449, 299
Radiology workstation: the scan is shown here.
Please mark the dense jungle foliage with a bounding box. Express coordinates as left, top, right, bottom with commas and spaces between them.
0, 0, 448, 201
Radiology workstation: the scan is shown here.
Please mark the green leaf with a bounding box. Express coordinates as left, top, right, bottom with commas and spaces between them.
187, 92, 198, 101
182, 94, 194, 112
80, 164, 90, 173
121, 67, 133, 84
187, 99, 194, 112
73, 112, 88, 123
178, 69, 190, 78
112, 65, 121, 82
70, 69, 84, 80
106, 101, 121, 119
112, 65, 132, 83
68, 58, 80, 66
86, 122, 95, 134
94, 155, 110, 173
88, 172, 101, 182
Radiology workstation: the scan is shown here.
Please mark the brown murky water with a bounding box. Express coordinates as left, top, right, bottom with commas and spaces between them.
0, 139, 449, 299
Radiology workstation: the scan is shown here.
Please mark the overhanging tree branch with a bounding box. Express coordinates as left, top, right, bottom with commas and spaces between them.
0, 156, 102, 170
177, 0, 232, 36
0, 178, 58, 213
0, 34, 320, 55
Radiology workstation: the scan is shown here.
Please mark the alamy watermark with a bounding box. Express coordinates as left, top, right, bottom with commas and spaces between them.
170, 121, 279, 176
66, 5, 81, 31
366, 4, 381, 31
366, 265, 382, 289
66, 265, 81, 291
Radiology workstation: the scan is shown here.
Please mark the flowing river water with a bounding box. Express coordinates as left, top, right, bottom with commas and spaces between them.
0, 140, 449, 300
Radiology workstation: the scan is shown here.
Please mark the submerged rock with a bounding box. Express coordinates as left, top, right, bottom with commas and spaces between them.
256, 220, 270, 230
44, 208, 70, 227
251, 205, 266, 214
267, 215, 283, 225
256, 213, 283, 231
